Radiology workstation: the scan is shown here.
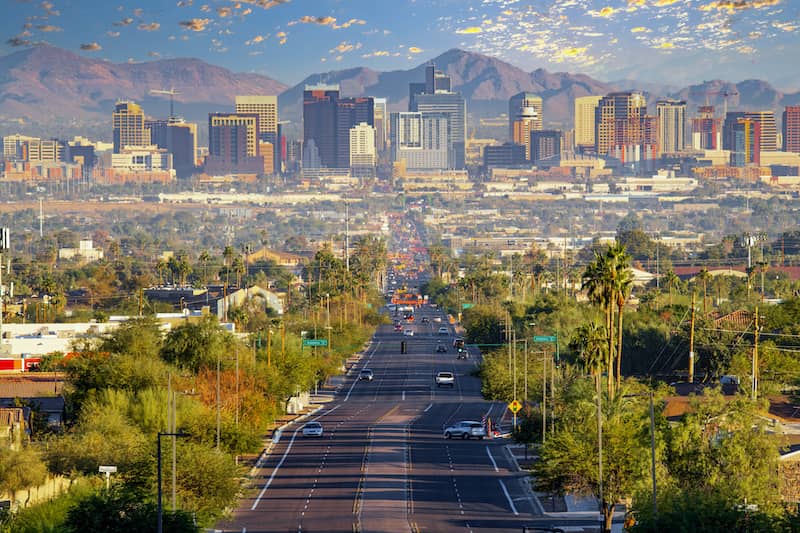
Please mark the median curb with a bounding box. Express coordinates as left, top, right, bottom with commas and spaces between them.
505, 444, 546, 515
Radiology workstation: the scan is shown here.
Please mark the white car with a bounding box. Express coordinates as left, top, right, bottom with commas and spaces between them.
432, 316, 442, 323
302, 421, 323, 437
438, 326, 449, 335
435, 371, 455, 387
404, 329, 414, 336
443, 420, 487, 440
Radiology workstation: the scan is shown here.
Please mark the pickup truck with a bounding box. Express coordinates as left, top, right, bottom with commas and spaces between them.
435, 371, 455, 388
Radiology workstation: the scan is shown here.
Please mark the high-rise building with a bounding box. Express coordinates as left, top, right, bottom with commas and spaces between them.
656, 100, 686, 155
483, 143, 527, 168
3, 134, 39, 159
235, 95, 278, 144
206, 113, 262, 173
595, 92, 647, 156
509, 93, 543, 160
336, 97, 374, 169
407, 64, 466, 170
146, 119, 197, 178
691, 105, 720, 150
373, 98, 388, 154
303, 84, 340, 169
574, 96, 602, 151
530, 130, 562, 164
744, 111, 777, 152
784, 105, 800, 153
425, 64, 451, 93
24, 139, 63, 162
113, 101, 147, 153
390, 111, 449, 170
350, 122, 377, 179
412, 93, 466, 169
724, 112, 761, 167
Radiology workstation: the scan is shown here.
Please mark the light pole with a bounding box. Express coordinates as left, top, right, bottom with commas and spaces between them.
157, 431, 189, 533
624, 392, 658, 521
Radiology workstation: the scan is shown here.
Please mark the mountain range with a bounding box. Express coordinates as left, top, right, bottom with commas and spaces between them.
1, 45, 800, 141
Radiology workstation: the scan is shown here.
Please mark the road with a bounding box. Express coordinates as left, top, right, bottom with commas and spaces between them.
218, 305, 580, 533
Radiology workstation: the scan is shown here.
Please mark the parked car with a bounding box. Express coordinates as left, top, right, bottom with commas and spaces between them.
359, 369, 374, 381
436, 343, 448, 353
404, 329, 414, 336
443, 420, 486, 440
435, 371, 455, 387
438, 326, 449, 335
302, 421, 323, 437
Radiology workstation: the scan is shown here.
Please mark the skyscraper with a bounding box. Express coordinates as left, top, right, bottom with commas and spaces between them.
350, 122, 377, 178
303, 84, 340, 169
336, 97, 374, 168
509, 93, 542, 161
724, 112, 760, 167
235, 95, 278, 144
691, 105, 719, 150
574, 96, 602, 151
373, 98, 388, 154
744, 111, 777, 152
656, 100, 686, 155
595, 92, 647, 156
146, 118, 197, 178
530, 130, 562, 164
407, 64, 466, 169
207, 113, 262, 173
784, 105, 800, 153
113, 101, 147, 153
412, 93, 466, 169
390, 111, 449, 170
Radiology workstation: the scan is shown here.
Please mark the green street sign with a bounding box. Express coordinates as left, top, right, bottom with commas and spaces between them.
302, 339, 328, 347
533, 335, 557, 343
461, 303, 474, 309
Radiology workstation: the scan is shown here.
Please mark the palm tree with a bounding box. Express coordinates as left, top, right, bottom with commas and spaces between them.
570, 320, 607, 387
696, 268, 712, 315
582, 251, 616, 397
155, 258, 168, 286
232, 256, 245, 288
223, 245, 234, 290
199, 250, 211, 286
608, 242, 633, 391
662, 268, 680, 306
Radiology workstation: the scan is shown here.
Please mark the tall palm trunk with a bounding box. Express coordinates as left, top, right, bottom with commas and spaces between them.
616, 299, 624, 391
606, 303, 615, 398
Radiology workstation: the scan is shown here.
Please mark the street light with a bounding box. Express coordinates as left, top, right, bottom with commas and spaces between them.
157, 430, 189, 533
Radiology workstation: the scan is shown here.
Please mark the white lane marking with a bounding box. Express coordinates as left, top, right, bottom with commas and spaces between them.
402, 390, 405, 401
251, 405, 341, 510
499, 479, 518, 515
486, 446, 499, 472
344, 342, 380, 402
423, 403, 433, 413
252, 427, 300, 510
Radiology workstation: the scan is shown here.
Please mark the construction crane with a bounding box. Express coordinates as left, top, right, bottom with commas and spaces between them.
693, 89, 739, 117
149, 88, 181, 119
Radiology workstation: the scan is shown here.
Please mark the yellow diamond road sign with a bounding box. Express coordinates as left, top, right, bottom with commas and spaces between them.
508, 400, 522, 413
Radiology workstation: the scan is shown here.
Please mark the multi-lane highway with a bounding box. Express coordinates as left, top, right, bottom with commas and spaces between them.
219, 304, 546, 532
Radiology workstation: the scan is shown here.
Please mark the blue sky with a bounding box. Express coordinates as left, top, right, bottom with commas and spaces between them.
3, 0, 800, 89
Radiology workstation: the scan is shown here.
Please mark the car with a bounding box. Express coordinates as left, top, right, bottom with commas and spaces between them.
359, 369, 374, 381
443, 420, 486, 440
435, 371, 455, 387
394, 323, 403, 331
302, 421, 323, 437
432, 316, 442, 323
453, 337, 465, 350
421, 317, 430, 324
436, 343, 447, 353
438, 326, 449, 335
457, 348, 469, 360
404, 329, 414, 336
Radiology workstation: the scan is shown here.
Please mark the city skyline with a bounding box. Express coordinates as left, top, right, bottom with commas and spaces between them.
2, 0, 800, 90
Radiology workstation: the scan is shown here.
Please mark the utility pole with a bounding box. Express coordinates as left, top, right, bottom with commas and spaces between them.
753, 307, 760, 400
689, 292, 696, 384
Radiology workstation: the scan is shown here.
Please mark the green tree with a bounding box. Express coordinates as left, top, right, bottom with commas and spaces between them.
0, 447, 48, 498
534, 381, 653, 533
160, 315, 236, 371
